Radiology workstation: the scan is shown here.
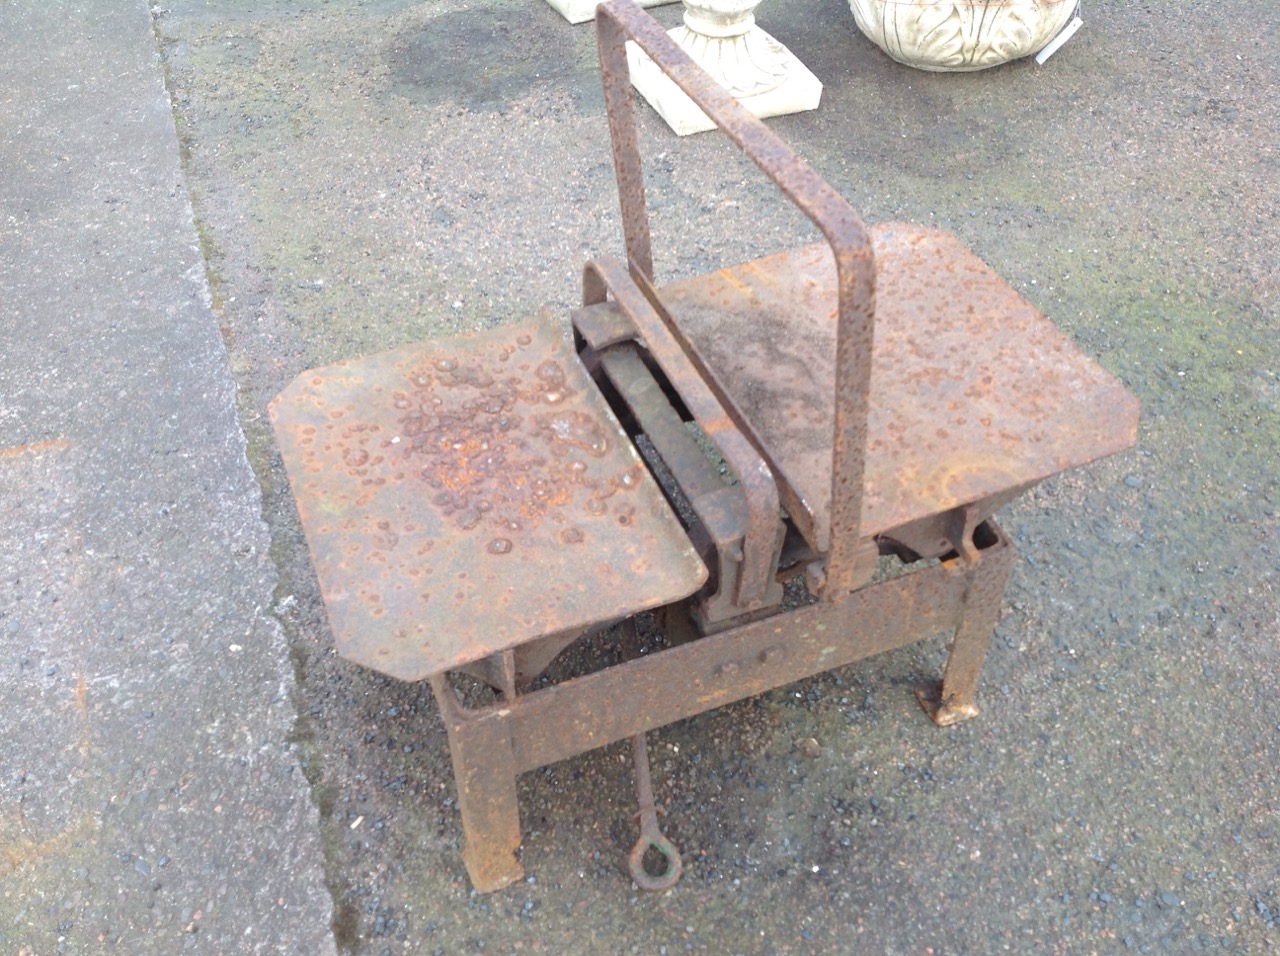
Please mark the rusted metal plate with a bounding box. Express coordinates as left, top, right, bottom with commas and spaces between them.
269, 320, 707, 681
660, 223, 1142, 552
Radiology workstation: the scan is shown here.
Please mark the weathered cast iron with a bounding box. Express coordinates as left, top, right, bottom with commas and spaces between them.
268, 0, 1140, 894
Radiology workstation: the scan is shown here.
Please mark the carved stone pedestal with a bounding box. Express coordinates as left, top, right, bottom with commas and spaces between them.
627, 0, 822, 136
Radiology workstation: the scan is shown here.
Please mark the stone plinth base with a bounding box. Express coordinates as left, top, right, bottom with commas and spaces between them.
546, 0, 677, 25
627, 24, 822, 136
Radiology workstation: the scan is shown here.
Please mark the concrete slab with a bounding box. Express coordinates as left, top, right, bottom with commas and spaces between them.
0, 2, 336, 952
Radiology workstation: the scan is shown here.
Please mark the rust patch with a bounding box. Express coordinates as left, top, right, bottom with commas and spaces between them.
0, 438, 71, 459
269, 320, 706, 680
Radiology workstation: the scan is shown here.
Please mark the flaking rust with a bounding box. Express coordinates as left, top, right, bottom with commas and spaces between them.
269, 319, 707, 682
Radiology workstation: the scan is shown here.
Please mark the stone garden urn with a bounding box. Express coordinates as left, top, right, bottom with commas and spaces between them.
849, 0, 1079, 71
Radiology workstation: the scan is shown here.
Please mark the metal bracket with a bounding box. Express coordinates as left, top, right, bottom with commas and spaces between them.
578, 256, 784, 616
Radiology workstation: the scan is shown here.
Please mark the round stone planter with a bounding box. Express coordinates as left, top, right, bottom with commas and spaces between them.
849, 0, 1078, 72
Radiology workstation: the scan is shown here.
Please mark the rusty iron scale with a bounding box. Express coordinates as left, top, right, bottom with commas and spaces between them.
269, 0, 1140, 894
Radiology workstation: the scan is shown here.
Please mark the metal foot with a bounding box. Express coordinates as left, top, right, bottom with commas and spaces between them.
915, 680, 981, 727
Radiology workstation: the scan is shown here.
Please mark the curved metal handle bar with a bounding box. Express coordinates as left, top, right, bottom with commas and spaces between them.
595, 0, 877, 594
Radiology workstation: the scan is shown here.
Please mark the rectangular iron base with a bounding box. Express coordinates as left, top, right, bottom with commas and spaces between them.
429, 519, 1014, 892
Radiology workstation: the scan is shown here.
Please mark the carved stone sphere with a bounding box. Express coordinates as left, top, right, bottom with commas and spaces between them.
849, 0, 1077, 72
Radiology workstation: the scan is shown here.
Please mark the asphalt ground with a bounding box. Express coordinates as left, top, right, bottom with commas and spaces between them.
5, 0, 1279, 953
1, 2, 335, 953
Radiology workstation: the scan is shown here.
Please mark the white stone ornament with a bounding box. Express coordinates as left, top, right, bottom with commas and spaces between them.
627, 0, 822, 136
545, 0, 677, 25
849, 0, 1079, 72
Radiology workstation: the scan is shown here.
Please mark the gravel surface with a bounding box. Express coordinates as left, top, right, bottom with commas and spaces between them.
145, 0, 1279, 952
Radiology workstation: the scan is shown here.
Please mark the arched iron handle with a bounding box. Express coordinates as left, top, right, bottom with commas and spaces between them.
594, 1, 877, 594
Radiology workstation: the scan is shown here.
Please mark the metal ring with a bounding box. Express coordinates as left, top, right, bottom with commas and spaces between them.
628, 832, 683, 892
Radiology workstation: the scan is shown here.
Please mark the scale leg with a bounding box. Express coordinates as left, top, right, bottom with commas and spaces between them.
430, 677, 524, 892
917, 525, 1014, 726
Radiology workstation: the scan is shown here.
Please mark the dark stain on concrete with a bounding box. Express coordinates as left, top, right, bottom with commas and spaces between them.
386, 5, 600, 113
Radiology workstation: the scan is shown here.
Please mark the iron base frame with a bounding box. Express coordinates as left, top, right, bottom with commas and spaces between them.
429, 519, 1013, 892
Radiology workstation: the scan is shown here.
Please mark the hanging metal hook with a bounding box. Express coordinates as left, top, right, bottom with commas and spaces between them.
628, 732, 682, 892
